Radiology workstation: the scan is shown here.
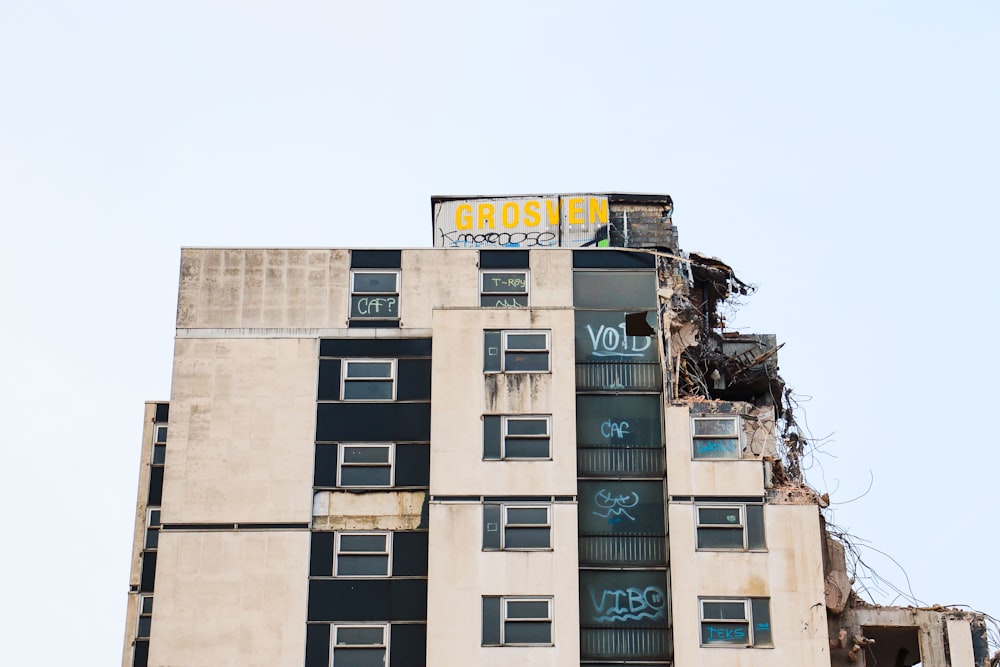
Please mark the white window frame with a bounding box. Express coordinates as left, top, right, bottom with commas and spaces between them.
331, 623, 389, 665
691, 415, 743, 460
334, 531, 392, 578
695, 504, 746, 550
502, 597, 553, 646
480, 270, 529, 308
699, 597, 771, 647
350, 270, 400, 320
484, 503, 552, 551
154, 425, 167, 444
341, 359, 397, 401
485, 330, 551, 373
337, 443, 395, 488
503, 415, 551, 460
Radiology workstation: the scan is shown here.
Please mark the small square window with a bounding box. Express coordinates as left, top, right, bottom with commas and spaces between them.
342, 359, 396, 401
137, 595, 153, 639
692, 416, 743, 459
335, 532, 391, 577
332, 624, 388, 665
700, 597, 771, 647
484, 330, 550, 373
482, 596, 552, 646
480, 271, 528, 308
144, 507, 161, 550
696, 503, 765, 551
483, 503, 551, 550
483, 415, 551, 460
350, 271, 399, 320
338, 444, 394, 487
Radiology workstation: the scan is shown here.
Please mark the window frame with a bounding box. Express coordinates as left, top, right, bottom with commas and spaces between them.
484, 414, 552, 461
144, 506, 161, 550
341, 358, 397, 402
695, 502, 766, 551
691, 415, 743, 460
137, 594, 153, 639
337, 443, 395, 488
480, 270, 529, 308
699, 597, 772, 648
483, 502, 552, 551
331, 623, 389, 665
349, 270, 400, 321
483, 596, 554, 646
484, 329, 551, 373
334, 531, 392, 578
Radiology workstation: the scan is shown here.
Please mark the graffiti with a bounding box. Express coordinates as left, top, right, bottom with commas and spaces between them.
487, 297, 526, 308
584, 323, 652, 357
352, 296, 398, 317
484, 275, 526, 290
600, 420, 629, 439
696, 439, 739, 456
592, 489, 639, 524
704, 625, 747, 641
590, 586, 666, 623
438, 229, 557, 248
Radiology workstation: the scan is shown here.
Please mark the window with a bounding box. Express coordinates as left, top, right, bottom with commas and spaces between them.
696, 503, 765, 550
483, 415, 551, 460
483, 503, 551, 550
342, 359, 396, 401
137, 595, 153, 639
338, 444, 394, 487
480, 271, 528, 308
144, 507, 161, 550
700, 598, 772, 647
331, 624, 388, 666
482, 596, 552, 646
335, 532, 391, 577
692, 416, 742, 459
152, 425, 166, 464
350, 271, 399, 320
484, 330, 550, 372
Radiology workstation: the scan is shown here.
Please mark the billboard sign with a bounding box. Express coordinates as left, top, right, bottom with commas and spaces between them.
432, 194, 610, 248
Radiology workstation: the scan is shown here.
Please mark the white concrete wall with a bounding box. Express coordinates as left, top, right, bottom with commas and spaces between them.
163, 337, 317, 523
664, 405, 766, 497
426, 502, 580, 666
399, 249, 479, 327
428, 307, 577, 496
669, 502, 830, 666
148, 530, 310, 667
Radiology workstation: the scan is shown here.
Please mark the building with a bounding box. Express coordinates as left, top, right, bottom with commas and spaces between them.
122, 193, 991, 667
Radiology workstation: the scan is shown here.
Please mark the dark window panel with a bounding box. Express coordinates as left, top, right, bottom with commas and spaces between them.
317, 404, 430, 442
389, 624, 427, 667
394, 444, 430, 487
153, 404, 169, 423
314, 444, 339, 487
396, 359, 432, 401
479, 249, 529, 269
351, 250, 402, 268
308, 580, 427, 622
504, 621, 551, 644
482, 503, 501, 549
392, 532, 429, 577
310, 532, 334, 577
747, 505, 766, 550
317, 359, 342, 401
573, 272, 657, 309
139, 553, 157, 593
147, 467, 164, 507
483, 331, 501, 372
580, 571, 669, 628
573, 250, 655, 269
132, 639, 149, 667
152, 445, 166, 465
320, 339, 432, 358
505, 528, 550, 549
348, 319, 401, 329
698, 528, 744, 549
482, 597, 501, 645
483, 416, 501, 460
751, 598, 772, 646
304, 624, 331, 667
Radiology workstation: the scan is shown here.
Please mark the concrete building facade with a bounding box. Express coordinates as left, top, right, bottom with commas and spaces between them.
123, 194, 991, 667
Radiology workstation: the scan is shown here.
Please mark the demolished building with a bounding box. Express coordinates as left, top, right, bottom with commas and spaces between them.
122, 193, 993, 666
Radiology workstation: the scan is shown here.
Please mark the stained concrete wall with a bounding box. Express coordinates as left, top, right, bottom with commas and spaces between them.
148, 530, 310, 667
669, 503, 830, 666
428, 307, 577, 496
426, 501, 580, 666
163, 337, 317, 523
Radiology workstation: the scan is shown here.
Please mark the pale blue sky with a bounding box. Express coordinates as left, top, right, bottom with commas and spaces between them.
1, 1, 998, 663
